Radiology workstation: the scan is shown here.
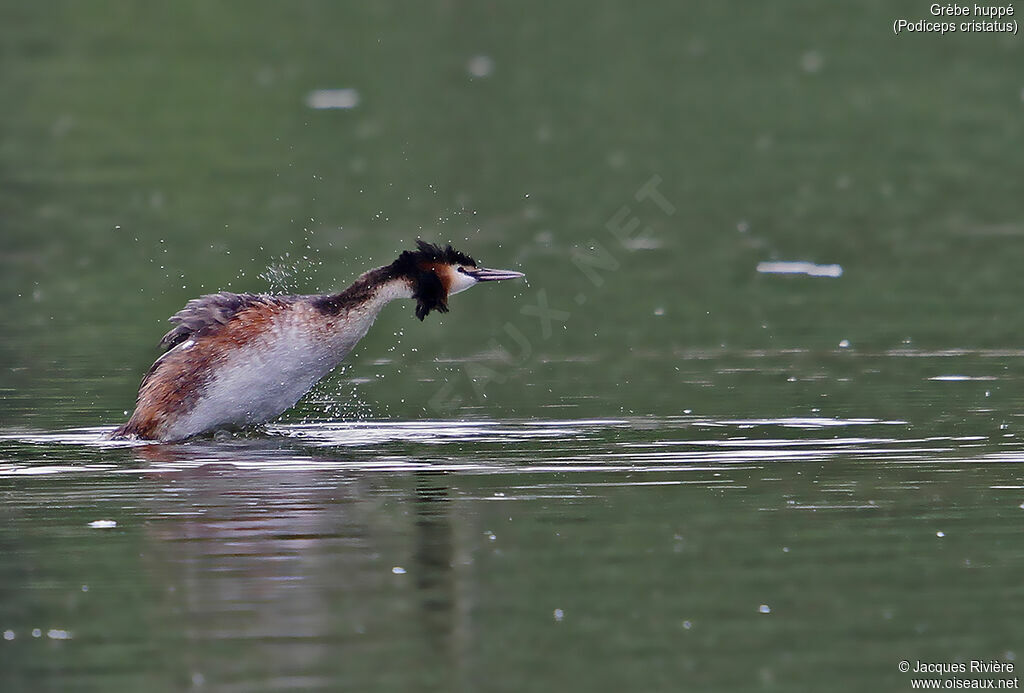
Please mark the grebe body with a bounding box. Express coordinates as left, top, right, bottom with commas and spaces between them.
114, 242, 523, 442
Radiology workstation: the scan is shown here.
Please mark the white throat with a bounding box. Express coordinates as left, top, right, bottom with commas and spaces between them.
447, 269, 478, 296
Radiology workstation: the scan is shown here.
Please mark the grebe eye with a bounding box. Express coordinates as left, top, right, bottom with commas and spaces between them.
457, 266, 468, 274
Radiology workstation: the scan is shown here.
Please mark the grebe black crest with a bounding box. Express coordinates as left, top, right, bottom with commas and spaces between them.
113, 240, 524, 442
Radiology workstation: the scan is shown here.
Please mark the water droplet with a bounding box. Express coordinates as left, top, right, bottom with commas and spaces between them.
936, 531, 945, 538
2, 630, 14, 641
759, 604, 772, 614
553, 608, 564, 622
391, 566, 406, 575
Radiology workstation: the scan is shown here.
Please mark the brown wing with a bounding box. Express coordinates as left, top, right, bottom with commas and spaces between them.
116, 292, 297, 439
127, 292, 267, 396
158, 292, 285, 351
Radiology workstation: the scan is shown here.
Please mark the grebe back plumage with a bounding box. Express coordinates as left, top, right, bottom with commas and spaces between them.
114, 240, 524, 442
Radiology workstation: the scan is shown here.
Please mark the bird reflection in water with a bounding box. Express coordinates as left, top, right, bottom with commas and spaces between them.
132, 445, 467, 690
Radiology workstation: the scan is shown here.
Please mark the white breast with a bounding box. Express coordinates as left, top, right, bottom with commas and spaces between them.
163, 300, 387, 440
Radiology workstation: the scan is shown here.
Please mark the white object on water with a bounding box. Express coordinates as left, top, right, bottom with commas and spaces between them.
756, 261, 843, 278
87, 520, 117, 529
391, 566, 406, 575
759, 604, 772, 614
305, 89, 360, 110
467, 55, 495, 78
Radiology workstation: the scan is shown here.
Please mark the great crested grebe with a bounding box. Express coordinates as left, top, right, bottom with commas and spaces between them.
113, 240, 524, 442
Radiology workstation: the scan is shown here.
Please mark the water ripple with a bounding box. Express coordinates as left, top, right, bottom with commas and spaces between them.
0, 416, 1013, 478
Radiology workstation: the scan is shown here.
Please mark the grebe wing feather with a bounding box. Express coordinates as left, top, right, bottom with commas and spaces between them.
158, 292, 282, 351
131, 293, 289, 395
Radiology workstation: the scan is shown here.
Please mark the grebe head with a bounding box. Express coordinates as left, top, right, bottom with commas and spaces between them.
393, 240, 525, 320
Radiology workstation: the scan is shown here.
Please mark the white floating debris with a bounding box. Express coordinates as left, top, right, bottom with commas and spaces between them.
757, 261, 842, 278
47, 629, 72, 640
622, 236, 664, 250
838, 339, 850, 349
391, 566, 406, 575
2, 630, 14, 641
801, 50, 824, 73
87, 520, 117, 529
553, 608, 564, 622
31, 629, 41, 638
936, 531, 945, 538
758, 604, 772, 614
305, 88, 360, 110
467, 55, 495, 78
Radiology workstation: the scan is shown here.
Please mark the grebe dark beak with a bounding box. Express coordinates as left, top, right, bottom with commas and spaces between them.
463, 267, 525, 282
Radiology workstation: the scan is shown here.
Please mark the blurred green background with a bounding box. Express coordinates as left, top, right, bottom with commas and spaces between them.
3, 1, 1022, 430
